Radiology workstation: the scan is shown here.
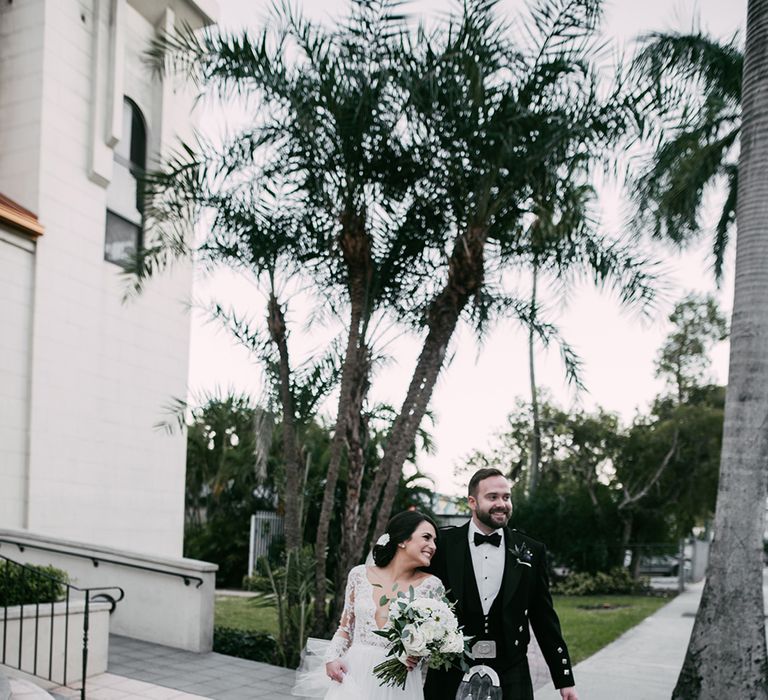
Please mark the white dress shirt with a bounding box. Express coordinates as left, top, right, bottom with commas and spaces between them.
468, 519, 505, 616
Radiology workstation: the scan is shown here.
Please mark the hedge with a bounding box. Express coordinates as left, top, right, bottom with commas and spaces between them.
213, 626, 278, 664
0, 561, 69, 606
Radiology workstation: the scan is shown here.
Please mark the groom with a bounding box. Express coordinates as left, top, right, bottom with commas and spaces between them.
425, 468, 578, 700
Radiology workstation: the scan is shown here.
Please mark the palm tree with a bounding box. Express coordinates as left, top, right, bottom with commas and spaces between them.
514, 181, 657, 495
356, 0, 652, 550
672, 0, 768, 696
632, 28, 742, 279
140, 0, 657, 638
140, 0, 441, 631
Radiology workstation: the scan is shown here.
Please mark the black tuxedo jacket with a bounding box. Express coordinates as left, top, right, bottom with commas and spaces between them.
424, 523, 574, 695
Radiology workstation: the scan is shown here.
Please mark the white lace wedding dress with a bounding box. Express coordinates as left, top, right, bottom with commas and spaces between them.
293, 564, 445, 700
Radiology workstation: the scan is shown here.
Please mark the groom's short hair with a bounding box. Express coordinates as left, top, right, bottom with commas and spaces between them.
468, 467, 505, 496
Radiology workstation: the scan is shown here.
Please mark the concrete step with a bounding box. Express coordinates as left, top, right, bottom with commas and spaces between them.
1, 674, 11, 700
6, 680, 54, 699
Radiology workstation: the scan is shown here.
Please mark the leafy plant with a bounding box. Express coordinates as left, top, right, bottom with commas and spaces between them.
252, 546, 319, 667
0, 561, 70, 606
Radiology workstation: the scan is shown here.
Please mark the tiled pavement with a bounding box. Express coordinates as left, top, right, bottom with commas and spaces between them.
103, 635, 294, 700
52, 674, 207, 700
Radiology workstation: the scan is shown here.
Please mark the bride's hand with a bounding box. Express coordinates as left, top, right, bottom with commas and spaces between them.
405, 656, 420, 671
325, 659, 348, 683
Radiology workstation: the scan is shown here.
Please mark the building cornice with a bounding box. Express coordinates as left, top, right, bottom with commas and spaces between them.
0, 194, 44, 238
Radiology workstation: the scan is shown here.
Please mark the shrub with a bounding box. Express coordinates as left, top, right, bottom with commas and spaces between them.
551, 567, 651, 596
213, 626, 278, 663
242, 574, 272, 593
0, 561, 69, 606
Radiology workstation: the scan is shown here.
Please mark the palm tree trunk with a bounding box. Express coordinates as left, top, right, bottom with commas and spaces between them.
332, 345, 371, 621
266, 292, 302, 552
354, 224, 489, 558
312, 213, 372, 635
673, 2, 768, 696
528, 262, 542, 495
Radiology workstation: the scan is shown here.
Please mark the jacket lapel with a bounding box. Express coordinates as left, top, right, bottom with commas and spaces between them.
503, 527, 523, 608
445, 523, 469, 612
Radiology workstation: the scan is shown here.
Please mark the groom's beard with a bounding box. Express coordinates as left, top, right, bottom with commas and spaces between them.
475, 505, 511, 530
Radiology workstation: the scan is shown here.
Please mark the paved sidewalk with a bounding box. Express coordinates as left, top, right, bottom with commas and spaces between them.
535, 569, 768, 700
534, 582, 703, 700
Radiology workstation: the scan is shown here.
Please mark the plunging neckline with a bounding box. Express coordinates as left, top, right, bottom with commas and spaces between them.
364, 566, 431, 630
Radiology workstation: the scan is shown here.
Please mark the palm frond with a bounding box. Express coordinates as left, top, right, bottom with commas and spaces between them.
205, 302, 273, 358
713, 165, 737, 282
523, 0, 604, 69
633, 31, 742, 113
634, 124, 739, 246
146, 21, 290, 102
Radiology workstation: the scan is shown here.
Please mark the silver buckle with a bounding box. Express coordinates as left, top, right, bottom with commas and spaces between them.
470, 640, 497, 659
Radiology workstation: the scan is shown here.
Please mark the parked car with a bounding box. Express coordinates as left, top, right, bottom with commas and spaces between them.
638, 554, 690, 577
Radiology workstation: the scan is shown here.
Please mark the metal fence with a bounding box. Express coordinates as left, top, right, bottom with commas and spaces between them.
248, 511, 284, 576
0, 553, 124, 699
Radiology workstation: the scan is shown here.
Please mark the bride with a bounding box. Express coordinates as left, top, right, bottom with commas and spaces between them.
293, 510, 446, 699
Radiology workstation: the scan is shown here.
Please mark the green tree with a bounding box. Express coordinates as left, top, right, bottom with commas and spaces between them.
170, 393, 266, 586
140, 0, 449, 631
359, 0, 646, 563
632, 27, 742, 279
614, 294, 728, 569
520, 182, 657, 495
616, 387, 723, 575
139, 0, 654, 637
655, 294, 728, 402
673, 0, 768, 695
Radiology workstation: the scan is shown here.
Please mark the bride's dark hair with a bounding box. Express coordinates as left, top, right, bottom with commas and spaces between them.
372, 510, 438, 567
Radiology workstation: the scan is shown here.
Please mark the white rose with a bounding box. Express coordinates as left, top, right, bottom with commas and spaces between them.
441, 630, 465, 654
403, 626, 429, 656
419, 619, 444, 643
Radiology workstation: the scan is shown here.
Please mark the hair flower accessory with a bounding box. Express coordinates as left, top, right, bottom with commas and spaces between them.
376, 533, 390, 547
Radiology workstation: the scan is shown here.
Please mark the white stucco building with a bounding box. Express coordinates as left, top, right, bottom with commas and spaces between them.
0, 0, 217, 559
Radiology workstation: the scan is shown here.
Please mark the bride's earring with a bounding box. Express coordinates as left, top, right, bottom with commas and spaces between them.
398, 544, 405, 548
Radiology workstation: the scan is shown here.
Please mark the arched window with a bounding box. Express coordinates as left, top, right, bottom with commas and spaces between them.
105, 98, 146, 267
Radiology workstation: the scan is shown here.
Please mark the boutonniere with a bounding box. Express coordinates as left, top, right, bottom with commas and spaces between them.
509, 543, 533, 568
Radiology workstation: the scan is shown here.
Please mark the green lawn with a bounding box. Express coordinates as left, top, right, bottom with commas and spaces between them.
215, 595, 279, 636
214, 593, 671, 663
553, 594, 671, 663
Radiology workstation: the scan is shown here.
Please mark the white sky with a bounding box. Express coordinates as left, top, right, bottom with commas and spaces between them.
186, 0, 746, 495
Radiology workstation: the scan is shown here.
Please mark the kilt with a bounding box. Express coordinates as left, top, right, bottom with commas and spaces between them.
425, 659, 533, 700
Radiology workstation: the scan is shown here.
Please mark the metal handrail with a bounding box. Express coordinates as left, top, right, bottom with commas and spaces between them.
0, 538, 204, 588
0, 553, 125, 699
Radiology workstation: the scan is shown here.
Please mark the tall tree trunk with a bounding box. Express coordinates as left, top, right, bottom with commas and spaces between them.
354, 225, 488, 559
528, 262, 542, 495
619, 513, 639, 574
312, 212, 372, 635
267, 292, 302, 551
332, 345, 371, 622
673, 2, 768, 696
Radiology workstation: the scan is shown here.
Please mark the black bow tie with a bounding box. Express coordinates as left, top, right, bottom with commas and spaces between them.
474, 532, 502, 547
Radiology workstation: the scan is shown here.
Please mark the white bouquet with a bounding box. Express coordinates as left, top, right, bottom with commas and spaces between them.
372, 585, 471, 689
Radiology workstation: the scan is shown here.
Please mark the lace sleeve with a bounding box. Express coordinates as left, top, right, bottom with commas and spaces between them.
324, 566, 359, 662
420, 575, 446, 601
